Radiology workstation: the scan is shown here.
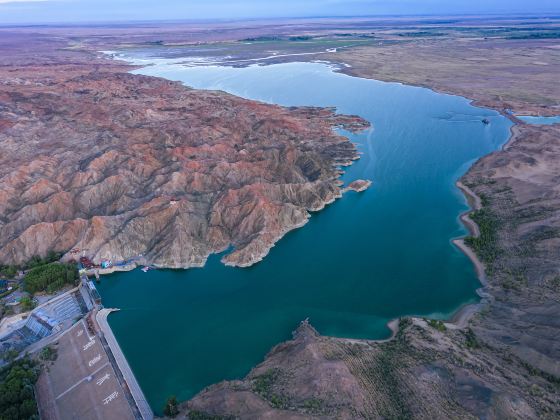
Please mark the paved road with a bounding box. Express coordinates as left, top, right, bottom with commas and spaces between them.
96, 308, 154, 420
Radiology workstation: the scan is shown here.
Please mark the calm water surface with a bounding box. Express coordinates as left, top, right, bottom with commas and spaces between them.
97, 60, 512, 411
517, 115, 560, 125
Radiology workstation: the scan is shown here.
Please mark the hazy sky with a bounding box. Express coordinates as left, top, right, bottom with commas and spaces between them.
0, 0, 559, 24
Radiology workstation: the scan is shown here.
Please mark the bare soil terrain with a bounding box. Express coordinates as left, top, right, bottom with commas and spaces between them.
0, 33, 368, 268
330, 38, 560, 116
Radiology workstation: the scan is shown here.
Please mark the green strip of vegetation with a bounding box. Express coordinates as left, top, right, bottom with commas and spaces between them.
1, 250, 65, 280
25, 251, 64, 270
288, 36, 313, 41
241, 36, 282, 42
0, 358, 40, 420
23, 263, 78, 295
397, 31, 446, 37
521, 361, 560, 387
506, 32, 560, 40
464, 207, 500, 264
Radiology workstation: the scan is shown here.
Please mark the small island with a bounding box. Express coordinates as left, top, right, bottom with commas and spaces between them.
343, 179, 372, 193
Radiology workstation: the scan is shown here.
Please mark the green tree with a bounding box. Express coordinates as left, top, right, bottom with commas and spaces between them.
2, 350, 19, 364
40, 346, 58, 362
0, 358, 39, 420
163, 395, 179, 418
0, 265, 18, 279
19, 296, 35, 312
46, 250, 61, 264
23, 263, 77, 295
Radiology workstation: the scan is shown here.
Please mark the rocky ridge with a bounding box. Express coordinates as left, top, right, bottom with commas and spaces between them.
0, 48, 369, 268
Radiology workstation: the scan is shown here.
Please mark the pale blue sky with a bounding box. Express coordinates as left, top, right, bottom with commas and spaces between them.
0, 0, 558, 24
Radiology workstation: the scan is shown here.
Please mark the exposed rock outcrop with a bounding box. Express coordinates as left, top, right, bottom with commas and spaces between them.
0, 46, 369, 268
343, 179, 372, 193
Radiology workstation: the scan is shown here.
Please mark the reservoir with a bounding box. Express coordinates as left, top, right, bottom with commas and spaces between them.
97, 58, 512, 412
517, 115, 560, 125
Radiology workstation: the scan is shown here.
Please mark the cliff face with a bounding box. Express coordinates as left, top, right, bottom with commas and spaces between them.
0, 60, 368, 268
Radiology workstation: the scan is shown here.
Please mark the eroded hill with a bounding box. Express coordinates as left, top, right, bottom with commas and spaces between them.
0, 38, 368, 268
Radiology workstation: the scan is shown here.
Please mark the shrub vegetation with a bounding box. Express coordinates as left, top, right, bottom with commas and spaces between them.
427, 319, 447, 332
163, 395, 179, 418
24, 263, 78, 295
1, 250, 64, 279
464, 207, 500, 264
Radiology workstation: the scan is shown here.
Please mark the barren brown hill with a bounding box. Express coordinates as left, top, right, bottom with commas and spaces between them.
0, 37, 369, 268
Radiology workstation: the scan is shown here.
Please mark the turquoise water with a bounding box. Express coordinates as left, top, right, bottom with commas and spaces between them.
518, 115, 560, 125
97, 61, 512, 412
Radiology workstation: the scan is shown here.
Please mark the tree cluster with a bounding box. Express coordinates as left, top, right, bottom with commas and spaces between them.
24, 263, 78, 295
0, 358, 39, 420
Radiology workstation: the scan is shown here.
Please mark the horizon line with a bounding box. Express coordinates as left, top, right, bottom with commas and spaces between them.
1, 11, 560, 28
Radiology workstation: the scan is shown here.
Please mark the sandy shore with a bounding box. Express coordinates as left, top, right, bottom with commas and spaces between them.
452, 181, 486, 285
440, 178, 490, 329
445, 115, 525, 328
341, 318, 400, 345
502, 123, 524, 150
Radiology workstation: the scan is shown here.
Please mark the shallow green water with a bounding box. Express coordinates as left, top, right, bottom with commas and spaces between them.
97, 61, 512, 412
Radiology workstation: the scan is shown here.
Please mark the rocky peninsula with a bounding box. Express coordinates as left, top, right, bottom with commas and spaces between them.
0, 33, 369, 269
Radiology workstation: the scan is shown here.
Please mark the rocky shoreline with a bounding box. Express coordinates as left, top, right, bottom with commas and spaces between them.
0, 35, 370, 271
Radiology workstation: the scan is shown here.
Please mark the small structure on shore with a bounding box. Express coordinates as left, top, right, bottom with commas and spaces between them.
101, 259, 113, 269
79, 256, 96, 269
